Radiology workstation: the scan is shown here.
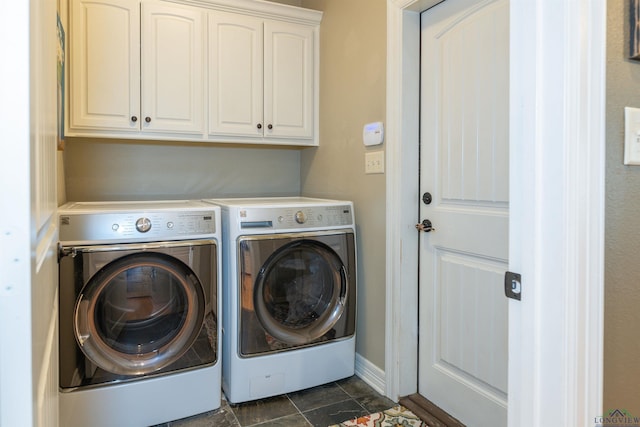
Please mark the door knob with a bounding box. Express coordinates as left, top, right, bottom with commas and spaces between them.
415, 219, 435, 232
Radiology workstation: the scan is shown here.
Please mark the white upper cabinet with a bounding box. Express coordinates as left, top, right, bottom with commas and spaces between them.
264, 20, 314, 141
67, 0, 321, 145
68, 0, 205, 137
209, 13, 316, 144
68, 0, 140, 132
141, 2, 205, 134
208, 12, 263, 137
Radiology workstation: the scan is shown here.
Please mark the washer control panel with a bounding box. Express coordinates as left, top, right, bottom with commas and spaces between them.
238, 205, 353, 230
59, 210, 217, 243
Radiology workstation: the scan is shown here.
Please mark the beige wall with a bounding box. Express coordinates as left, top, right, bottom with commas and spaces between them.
605, 0, 640, 414
63, 139, 301, 201
299, 0, 387, 370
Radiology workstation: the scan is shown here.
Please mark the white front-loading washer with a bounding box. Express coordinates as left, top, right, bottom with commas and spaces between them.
58, 200, 222, 427
205, 197, 356, 404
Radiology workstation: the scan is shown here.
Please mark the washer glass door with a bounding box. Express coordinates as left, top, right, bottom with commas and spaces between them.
74, 252, 205, 376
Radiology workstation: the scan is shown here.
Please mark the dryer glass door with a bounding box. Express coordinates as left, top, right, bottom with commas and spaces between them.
74, 252, 205, 376
240, 236, 352, 355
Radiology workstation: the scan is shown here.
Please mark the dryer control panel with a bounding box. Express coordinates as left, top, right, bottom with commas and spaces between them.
238, 205, 353, 231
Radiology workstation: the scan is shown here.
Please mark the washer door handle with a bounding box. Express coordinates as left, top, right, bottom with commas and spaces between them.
339, 265, 348, 304
75, 298, 91, 346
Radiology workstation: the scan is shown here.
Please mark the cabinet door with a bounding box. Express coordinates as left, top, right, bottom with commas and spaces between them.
264, 21, 314, 140
69, 0, 140, 132
142, 2, 205, 134
208, 12, 263, 137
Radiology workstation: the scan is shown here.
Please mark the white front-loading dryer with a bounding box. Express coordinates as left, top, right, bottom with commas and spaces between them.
58, 200, 222, 427
205, 197, 356, 404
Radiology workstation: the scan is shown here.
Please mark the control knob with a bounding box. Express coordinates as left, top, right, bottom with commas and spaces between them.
295, 210, 306, 224
135, 217, 152, 233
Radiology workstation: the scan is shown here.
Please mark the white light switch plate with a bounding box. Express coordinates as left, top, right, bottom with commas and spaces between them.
365, 151, 384, 174
625, 107, 640, 165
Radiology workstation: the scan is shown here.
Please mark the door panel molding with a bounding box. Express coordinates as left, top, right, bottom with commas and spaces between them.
432, 250, 508, 395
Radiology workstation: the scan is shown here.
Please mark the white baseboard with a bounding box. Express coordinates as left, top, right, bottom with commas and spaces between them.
354, 352, 386, 396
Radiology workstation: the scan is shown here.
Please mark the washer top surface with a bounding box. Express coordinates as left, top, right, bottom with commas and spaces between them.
59, 199, 214, 214
58, 200, 219, 244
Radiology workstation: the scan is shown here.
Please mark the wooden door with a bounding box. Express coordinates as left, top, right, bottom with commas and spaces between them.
69, 0, 140, 132
418, 0, 509, 426
142, 2, 205, 134
264, 20, 314, 140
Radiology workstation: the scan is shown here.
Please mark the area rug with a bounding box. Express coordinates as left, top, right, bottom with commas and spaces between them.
329, 405, 430, 427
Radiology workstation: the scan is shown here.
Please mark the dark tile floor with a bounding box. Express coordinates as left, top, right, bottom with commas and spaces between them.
157, 375, 396, 427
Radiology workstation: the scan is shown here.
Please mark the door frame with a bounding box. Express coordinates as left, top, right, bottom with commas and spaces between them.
384, 0, 605, 425
0, 1, 35, 426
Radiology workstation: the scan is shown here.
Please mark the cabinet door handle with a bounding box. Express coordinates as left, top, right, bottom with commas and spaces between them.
267, 124, 273, 130
145, 117, 151, 123
257, 123, 262, 129
131, 116, 138, 122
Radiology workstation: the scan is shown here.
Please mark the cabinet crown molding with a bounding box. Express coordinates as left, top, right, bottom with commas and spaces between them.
164, 0, 323, 25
